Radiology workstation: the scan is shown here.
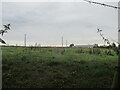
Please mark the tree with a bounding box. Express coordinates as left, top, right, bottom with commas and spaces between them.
93, 44, 98, 48
97, 29, 111, 45
69, 44, 74, 47
112, 42, 116, 47
0, 24, 11, 44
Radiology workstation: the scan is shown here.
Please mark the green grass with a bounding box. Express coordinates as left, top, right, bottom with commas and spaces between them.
2, 46, 118, 88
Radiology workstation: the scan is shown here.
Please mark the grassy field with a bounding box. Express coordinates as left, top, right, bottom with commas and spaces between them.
2, 46, 118, 88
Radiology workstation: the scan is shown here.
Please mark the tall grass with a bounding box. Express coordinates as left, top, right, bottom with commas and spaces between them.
2, 46, 118, 88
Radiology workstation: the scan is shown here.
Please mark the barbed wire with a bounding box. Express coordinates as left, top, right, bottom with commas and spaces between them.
83, 0, 120, 9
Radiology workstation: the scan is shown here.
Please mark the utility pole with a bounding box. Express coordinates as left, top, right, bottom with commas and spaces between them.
24, 34, 26, 47
66, 40, 67, 47
35, 42, 37, 47
62, 36, 63, 47
38, 44, 41, 47
118, 2, 120, 89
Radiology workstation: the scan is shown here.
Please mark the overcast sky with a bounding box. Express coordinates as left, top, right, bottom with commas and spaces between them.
1, 1, 118, 46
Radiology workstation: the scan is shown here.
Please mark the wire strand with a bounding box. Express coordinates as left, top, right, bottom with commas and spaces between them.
83, 0, 120, 9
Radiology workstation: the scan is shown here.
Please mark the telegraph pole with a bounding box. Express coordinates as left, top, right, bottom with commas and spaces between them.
66, 40, 68, 47
62, 36, 63, 47
24, 34, 26, 47
118, 2, 120, 89
35, 42, 37, 47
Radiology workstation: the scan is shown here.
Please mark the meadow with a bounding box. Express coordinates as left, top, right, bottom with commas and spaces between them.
2, 46, 118, 88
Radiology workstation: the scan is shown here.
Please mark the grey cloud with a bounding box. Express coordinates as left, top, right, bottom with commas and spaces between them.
2, 2, 118, 46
